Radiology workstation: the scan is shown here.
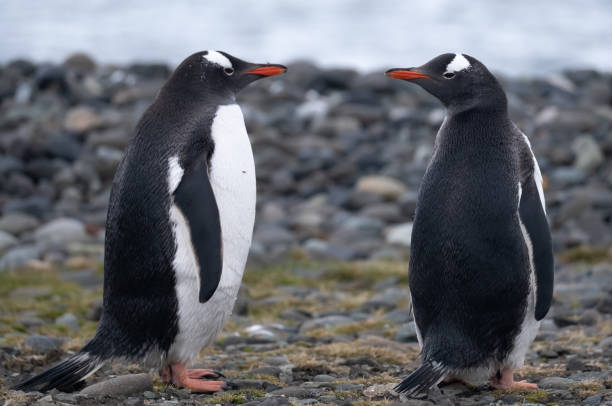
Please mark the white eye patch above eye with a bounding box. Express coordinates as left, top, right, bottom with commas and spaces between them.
446, 53, 470, 73
202, 50, 233, 69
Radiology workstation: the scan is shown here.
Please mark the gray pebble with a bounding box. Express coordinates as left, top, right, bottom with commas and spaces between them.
395, 321, 419, 342
538, 376, 574, 389
24, 335, 66, 353
80, 373, 153, 396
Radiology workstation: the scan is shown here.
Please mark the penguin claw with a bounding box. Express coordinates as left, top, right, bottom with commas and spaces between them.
186, 368, 223, 379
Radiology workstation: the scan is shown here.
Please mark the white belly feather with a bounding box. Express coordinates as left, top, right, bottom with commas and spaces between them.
167, 104, 255, 364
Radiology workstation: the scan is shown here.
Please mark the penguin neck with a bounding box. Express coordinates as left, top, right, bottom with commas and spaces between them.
439, 106, 512, 149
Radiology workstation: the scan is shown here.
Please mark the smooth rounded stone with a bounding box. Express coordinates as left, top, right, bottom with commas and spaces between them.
25, 335, 66, 353
572, 135, 603, 173
0, 155, 24, 175
362, 288, 406, 312
596, 296, 612, 314
123, 398, 145, 406
385, 308, 412, 324
0, 212, 40, 235
0, 230, 18, 252
270, 386, 312, 398
253, 224, 294, 247
3, 196, 53, 218
338, 215, 384, 236
549, 167, 587, 186
243, 397, 290, 406
565, 356, 585, 371
263, 355, 289, 366
0, 244, 41, 269
335, 383, 364, 391
395, 321, 419, 342
296, 399, 318, 405
302, 238, 356, 261
360, 203, 402, 223
370, 247, 402, 261
598, 336, 612, 348
250, 366, 282, 377
64, 106, 102, 133
80, 373, 153, 396
582, 394, 602, 405
355, 175, 408, 201
343, 190, 384, 210
55, 313, 79, 331
280, 309, 312, 323
385, 222, 413, 247
363, 383, 398, 398
34, 217, 88, 246
313, 374, 334, 382
299, 315, 355, 333
538, 376, 573, 389
232, 379, 278, 391
46, 134, 82, 162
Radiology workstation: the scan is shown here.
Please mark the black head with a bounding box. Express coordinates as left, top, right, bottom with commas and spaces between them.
160, 50, 287, 104
386, 53, 507, 113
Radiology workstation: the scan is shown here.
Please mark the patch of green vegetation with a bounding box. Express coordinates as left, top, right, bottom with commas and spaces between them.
334, 390, 359, 400
240, 373, 285, 387
493, 388, 549, 403
205, 389, 265, 404
524, 390, 550, 403
560, 246, 611, 264
0, 267, 102, 345
570, 380, 604, 397
333, 319, 387, 336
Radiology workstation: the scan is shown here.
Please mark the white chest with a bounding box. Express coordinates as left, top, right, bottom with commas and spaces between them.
208, 104, 256, 289
167, 104, 256, 364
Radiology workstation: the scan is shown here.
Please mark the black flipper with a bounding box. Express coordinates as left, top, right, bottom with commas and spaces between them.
173, 156, 223, 303
395, 360, 448, 396
13, 351, 102, 392
519, 176, 554, 320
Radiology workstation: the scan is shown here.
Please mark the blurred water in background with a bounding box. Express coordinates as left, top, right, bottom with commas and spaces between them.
1, 0, 611, 74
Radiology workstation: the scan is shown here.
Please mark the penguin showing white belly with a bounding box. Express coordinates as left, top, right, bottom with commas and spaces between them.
14, 51, 286, 393
385, 54, 554, 394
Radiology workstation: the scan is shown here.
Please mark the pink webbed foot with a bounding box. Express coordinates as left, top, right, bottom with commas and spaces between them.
169, 363, 227, 393
490, 368, 538, 390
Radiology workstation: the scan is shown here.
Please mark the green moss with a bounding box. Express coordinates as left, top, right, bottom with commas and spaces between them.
205, 389, 265, 404
570, 380, 604, 397
560, 246, 611, 264
524, 390, 549, 403
494, 389, 549, 403
333, 319, 387, 336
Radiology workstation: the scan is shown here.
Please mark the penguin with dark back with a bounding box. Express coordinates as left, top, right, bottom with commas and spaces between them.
14, 51, 286, 393
386, 53, 553, 394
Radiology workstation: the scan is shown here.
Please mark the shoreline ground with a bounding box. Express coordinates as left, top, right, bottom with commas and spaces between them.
0, 55, 611, 405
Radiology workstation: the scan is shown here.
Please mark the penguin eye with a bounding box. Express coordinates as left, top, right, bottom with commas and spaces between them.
224, 67, 234, 76
443, 72, 456, 79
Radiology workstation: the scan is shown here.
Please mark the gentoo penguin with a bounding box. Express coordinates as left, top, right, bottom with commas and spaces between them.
385, 53, 553, 394
14, 51, 286, 393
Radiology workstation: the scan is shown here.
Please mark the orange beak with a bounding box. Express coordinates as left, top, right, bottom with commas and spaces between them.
246, 65, 287, 76
385, 69, 430, 80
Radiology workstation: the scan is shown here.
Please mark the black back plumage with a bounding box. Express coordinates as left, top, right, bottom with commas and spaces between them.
387, 53, 554, 394
410, 108, 528, 369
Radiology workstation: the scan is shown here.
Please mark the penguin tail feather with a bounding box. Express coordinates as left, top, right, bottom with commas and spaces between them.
13, 352, 104, 392
395, 360, 449, 396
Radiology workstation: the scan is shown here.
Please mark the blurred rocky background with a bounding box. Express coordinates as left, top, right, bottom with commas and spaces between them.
0, 54, 611, 268
1, 55, 612, 405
